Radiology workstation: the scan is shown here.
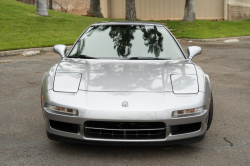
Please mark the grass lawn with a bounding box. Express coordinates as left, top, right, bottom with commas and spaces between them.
158, 19, 250, 39
1, 0, 250, 51
0, 0, 117, 51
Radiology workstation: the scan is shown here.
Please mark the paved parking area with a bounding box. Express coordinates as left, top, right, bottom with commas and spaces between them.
0, 40, 250, 165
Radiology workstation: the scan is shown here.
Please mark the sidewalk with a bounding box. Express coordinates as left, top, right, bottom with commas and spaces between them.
180, 36, 250, 42
0, 45, 73, 57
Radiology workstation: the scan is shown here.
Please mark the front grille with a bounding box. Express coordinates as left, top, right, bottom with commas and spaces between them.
84, 121, 166, 140
50, 120, 79, 133
170, 122, 201, 135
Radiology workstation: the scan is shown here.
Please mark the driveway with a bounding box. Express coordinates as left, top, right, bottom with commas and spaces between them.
0, 39, 250, 165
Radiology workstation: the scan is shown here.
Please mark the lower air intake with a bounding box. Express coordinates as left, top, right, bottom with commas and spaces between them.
170, 122, 201, 135
84, 121, 166, 140
50, 120, 79, 133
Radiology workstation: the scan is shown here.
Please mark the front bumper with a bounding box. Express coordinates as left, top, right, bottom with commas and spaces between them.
47, 131, 205, 146
43, 90, 209, 145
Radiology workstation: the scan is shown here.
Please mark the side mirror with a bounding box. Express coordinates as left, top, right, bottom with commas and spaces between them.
53, 45, 67, 58
187, 46, 202, 60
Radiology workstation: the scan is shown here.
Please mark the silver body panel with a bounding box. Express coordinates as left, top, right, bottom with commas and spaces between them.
55, 59, 196, 92
43, 90, 208, 142
41, 22, 212, 144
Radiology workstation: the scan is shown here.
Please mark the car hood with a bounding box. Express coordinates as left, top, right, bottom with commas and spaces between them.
55, 59, 197, 92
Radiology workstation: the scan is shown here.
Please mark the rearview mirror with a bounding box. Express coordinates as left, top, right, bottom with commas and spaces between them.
187, 46, 202, 60
53, 45, 67, 58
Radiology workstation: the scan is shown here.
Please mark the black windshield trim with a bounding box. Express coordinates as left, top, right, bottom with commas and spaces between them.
123, 57, 172, 60
69, 55, 98, 59
67, 57, 174, 60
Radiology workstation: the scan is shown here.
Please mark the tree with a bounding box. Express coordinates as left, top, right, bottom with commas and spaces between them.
36, 0, 49, 16
49, 0, 53, 10
88, 0, 103, 18
183, 0, 196, 21
126, 0, 136, 20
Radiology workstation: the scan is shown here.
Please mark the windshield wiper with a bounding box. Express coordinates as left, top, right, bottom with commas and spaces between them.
125, 57, 171, 60
69, 55, 98, 59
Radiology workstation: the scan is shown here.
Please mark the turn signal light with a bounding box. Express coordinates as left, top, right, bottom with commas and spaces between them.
172, 106, 205, 117
47, 104, 78, 115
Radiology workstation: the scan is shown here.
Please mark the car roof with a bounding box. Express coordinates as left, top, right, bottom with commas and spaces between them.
91, 21, 165, 27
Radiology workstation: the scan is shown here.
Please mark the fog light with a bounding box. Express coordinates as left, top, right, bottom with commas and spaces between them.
172, 106, 206, 117
46, 104, 78, 115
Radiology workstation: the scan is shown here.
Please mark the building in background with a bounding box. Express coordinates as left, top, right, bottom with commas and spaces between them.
18, 0, 250, 21
227, 0, 250, 21
49, 0, 90, 15
100, 0, 250, 21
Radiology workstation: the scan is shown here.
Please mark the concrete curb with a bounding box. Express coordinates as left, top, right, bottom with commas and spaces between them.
0, 45, 73, 57
179, 36, 250, 42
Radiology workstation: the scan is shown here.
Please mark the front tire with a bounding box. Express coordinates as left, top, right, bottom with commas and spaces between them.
207, 93, 213, 131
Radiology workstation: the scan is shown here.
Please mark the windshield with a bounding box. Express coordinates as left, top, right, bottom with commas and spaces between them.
69, 25, 184, 59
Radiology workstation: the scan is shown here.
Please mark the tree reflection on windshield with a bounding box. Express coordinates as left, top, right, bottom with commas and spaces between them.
142, 27, 163, 58
71, 39, 86, 57
71, 25, 164, 58
109, 26, 137, 58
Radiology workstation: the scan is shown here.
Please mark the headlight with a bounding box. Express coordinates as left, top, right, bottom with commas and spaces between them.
171, 75, 198, 94
46, 104, 78, 115
172, 106, 206, 118
53, 72, 82, 93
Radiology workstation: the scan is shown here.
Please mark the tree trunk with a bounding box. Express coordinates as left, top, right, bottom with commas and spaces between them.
88, 0, 103, 18
183, 0, 196, 22
49, 0, 53, 10
36, 0, 49, 16
126, 0, 136, 20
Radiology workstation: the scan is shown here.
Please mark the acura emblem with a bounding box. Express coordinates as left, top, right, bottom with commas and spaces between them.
122, 101, 129, 107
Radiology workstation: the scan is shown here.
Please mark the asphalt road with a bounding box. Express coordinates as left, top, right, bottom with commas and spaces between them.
0, 39, 250, 165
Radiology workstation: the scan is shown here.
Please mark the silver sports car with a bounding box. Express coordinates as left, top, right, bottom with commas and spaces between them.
41, 21, 213, 146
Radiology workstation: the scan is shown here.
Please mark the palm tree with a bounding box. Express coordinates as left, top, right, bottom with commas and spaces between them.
88, 0, 103, 18
36, 0, 49, 16
183, 0, 196, 21
126, 0, 136, 20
